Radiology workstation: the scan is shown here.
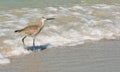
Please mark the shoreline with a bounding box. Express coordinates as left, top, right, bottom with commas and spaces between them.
0, 40, 120, 72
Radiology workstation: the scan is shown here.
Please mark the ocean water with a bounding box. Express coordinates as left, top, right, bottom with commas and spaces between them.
0, 0, 120, 64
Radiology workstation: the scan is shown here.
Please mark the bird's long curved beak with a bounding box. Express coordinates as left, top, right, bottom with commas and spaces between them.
46, 18, 55, 20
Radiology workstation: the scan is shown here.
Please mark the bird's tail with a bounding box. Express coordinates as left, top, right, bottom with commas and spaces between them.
14, 30, 22, 33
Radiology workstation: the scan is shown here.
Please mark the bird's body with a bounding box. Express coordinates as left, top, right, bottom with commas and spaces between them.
15, 17, 54, 47
15, 24, 44, 37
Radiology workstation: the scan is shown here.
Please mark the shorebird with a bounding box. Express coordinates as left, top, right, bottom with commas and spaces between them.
15, 17, 55, 47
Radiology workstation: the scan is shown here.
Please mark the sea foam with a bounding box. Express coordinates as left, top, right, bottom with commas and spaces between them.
0, 54, 10, 65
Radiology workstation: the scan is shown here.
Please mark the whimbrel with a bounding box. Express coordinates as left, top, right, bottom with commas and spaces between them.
15, 17, 55, 47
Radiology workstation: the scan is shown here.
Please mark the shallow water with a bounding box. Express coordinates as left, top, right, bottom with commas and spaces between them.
0, 0, 120, 64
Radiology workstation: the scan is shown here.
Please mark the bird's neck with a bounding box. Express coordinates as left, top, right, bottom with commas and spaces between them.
39, 20, 44, 27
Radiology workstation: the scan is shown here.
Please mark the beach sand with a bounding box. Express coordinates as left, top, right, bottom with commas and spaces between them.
0, 40, 120, 72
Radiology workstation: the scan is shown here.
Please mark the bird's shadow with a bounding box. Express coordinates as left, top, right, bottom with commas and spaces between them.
26, 43, 50, 51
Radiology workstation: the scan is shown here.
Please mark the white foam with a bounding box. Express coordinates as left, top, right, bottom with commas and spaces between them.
45, 14, 57, 18
83, 36, 103, 41
0, 33, 5, 36
18, 18, 29, 24
70, 5, 86, 11
0, 47, 3, 49
92, 4, 112, 9
3, 40, 14, 45
59, 7, 68, 11
45, 7, 58, 12
8, 47, 31, 56
103, 32, 116, 39
0, 54, 10, 65
72, 12, 80, 16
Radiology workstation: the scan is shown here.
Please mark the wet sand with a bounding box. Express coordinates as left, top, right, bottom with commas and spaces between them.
0, 40, 120, 72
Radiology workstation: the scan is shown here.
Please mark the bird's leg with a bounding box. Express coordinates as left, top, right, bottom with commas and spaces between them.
33, 37, 36, 47
22, 36, 27, 48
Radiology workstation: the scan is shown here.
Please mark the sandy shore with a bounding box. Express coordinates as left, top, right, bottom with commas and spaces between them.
0, 40, 120, 72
